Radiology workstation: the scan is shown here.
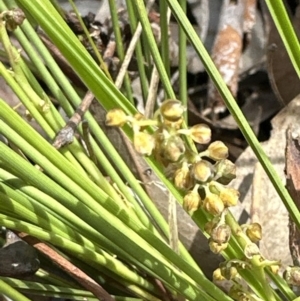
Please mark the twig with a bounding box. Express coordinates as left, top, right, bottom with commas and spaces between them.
103, 38, 117, 69
115, 0, 155, 89
18, 232, 115, 301
114, 22, 142, 89
52, 91, 94, 149
144, 65, 159, 118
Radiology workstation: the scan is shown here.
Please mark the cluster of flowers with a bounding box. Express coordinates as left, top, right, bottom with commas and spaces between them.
105, 99, 259, 254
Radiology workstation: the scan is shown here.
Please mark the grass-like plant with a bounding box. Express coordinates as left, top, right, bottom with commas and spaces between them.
0, 0, 299, 300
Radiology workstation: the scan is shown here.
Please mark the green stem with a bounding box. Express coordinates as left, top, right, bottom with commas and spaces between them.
264, 0, 300, 78
251, 256, 277, 301
178, 0, 187, 122
0, 279, 31, 301
125, 0, 149, 101
159, 0, 170, 78
108, 0, 133, 102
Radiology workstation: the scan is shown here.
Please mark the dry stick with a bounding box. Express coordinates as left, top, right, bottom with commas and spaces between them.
18, 232, 115, 301
115, 0, 155, 90
52, 91, 94, 149
156, 7, 172, 106
114, 22, 143, 89
103, 38, 117, 69
144, 65, 159, 118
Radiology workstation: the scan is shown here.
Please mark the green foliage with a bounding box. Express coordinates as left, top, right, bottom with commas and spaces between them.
0, 0, 299, 300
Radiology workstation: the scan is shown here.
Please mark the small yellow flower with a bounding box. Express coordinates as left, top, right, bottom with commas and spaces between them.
209, 240, 228, 254
219, 188, 239, 207
211, 224, 231, 244
207, 141, 228, 161
203, 193, 225, 215
160, 99, 185, 122
189, 124, 211, 144
220, 265, 238, 280
174, 163, 193, 190
106, 109, 127, 126
192, 160, 213, 183
133, 132, 155, 156
163, 135, 185, 162
246, 223, 262, 243
183, 190, 201, 214
214, 159, 236, 185
244, 243, 260, 259
212, 268, 225, 281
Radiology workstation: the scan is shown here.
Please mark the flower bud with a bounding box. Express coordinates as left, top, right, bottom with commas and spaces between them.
244, 243, 260, 259
207, 141, 228, 161
220, 265, 238, 280
133, 131, 155, 156
246, 223, 262, 243
220, 188, 239, 207
160, 99, 185, 122
174, 163, 193, 190
164, 135, 185, 162
284, 266, 300, 286
192, 160, 214, 183
203, 193, 225, 215
189, 124, 211, 144
208, 181, 222, 195
3, 8, 26, 31
183, 190, 201, 214
214, 159, 236, 185
211, 224, 231, 244
209, 240, 228, 254
106, 109, 127, 126
212, 268, 225, 281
